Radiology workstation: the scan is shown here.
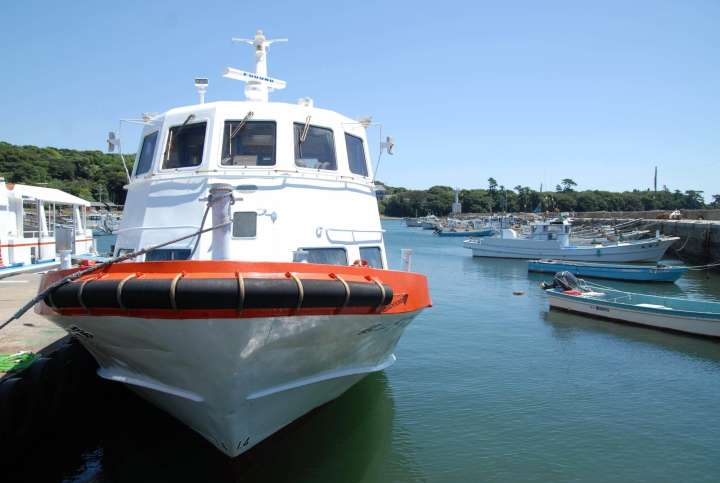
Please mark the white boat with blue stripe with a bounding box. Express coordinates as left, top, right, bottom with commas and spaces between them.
543, 272, 720, 337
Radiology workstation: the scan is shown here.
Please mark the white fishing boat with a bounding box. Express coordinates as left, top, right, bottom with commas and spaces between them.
543, 272, 720, 337
0, 179, 94, 277
35, 31, 431, 458
464, 218, 678, 262
420, 215, 440, 230
405, 217, 423, 228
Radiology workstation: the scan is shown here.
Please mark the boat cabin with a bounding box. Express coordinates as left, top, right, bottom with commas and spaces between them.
115, 102, 385, 268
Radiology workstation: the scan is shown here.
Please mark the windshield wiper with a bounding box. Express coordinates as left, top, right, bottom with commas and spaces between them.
299, 115, 311, 143
230, 111, 254, 140
224, 111, 255, 163
164, 114, 196, 163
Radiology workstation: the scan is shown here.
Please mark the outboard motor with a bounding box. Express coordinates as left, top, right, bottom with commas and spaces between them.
541, 271, 584, 291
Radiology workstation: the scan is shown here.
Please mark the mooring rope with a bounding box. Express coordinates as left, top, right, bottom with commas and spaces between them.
0, 220, 231, 331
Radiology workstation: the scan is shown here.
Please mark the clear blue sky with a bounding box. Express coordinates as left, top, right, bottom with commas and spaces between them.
1, 0, 718, 198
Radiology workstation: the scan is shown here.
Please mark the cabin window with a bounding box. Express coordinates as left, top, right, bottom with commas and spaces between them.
145, 249, 191, 261
294, 124, 337, 170
162, 122, 207, 169
232, 211, 257, 238
135, 131, 158, 176
299, 247, 347, 265
345, 133, 368, 177
221, 121, 276, 166
359, 247, 383, 269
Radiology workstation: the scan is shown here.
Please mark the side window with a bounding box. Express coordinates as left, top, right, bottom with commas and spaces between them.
359, 247, 383, 269
294, 123, 337, 170
232, 212, 257, 238
145, 249, 191, 261
345, 133, 368, 177
299, 248, 347, 265
222, 121, 276, 166
135, 131, 158, 176
162, 122, 207, 169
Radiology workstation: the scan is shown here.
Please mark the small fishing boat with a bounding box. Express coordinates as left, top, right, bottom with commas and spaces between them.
405, 217, 423, 228
420, 215, 440, 230
436, 227, 494, 237
464, 218, 679, 262
542, 272, 720, 337
528, 259, 687, 282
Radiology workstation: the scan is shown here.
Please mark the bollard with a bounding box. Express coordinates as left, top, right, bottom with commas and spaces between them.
59, 250, 72, 269
208, 183, 234, 260
400, 248, 412, 272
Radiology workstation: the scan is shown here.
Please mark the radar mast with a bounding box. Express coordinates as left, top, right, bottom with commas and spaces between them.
224, 30, 287, 102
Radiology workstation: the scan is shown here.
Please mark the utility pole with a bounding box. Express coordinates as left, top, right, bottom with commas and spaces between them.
654, 166, 657, 194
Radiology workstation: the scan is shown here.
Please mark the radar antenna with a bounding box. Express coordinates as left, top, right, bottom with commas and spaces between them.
224, 30, 287, 102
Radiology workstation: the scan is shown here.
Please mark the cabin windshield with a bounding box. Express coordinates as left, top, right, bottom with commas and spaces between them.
221, 121, 276, 166
162, 122, 207, 169
345, 133, 368, 177
294, 124, 337, 170
135, 131, 158, 176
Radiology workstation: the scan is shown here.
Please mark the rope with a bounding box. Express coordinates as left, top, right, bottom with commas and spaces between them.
0, 219, 232, 331
674, 236, 691, 253
686, 260, 720, 271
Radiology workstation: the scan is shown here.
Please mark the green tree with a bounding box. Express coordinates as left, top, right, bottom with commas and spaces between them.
561, 178, 577, 192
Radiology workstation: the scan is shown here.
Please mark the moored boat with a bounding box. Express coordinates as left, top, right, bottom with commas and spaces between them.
528, 259, 687, 282
464, 218, 679, 262
405, 217, 423, 228
436, 227, 494, 237
34, 30, 432, 457
542, 272, 720, 337
0, 179, 94, 277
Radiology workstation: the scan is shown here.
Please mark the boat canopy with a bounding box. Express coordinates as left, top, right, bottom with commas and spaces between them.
2, 183, 90, 207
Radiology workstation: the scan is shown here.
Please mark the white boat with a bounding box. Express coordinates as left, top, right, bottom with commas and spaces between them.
463, 218, 678, 262
405, 217, 423, 228
420, 215, 440, 230
36, 31, 431, 458
543, 272, 720, 337
0, 179, 94, 277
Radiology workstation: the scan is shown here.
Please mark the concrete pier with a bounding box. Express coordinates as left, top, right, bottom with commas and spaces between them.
0, 272, 104, 466
576, 218, 720, 265
0, 273, 65, 366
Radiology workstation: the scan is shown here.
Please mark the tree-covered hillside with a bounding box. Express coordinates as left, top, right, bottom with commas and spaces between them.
0, 141, 133, 204
379, 179, 719, 217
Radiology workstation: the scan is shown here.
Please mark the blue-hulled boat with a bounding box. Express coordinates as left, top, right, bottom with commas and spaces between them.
436, 228, 495, 237
528, 259, 687, 282
543, 273, 720, 337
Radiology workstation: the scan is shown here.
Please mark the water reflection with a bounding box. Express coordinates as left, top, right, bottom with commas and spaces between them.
9, 372, 412, 482
543, 308, 720, 363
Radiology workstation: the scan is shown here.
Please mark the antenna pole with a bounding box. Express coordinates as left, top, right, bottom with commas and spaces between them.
227, 30, 287, 102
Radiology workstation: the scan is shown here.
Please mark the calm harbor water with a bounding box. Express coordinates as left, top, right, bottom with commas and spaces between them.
11, 220, 720, 482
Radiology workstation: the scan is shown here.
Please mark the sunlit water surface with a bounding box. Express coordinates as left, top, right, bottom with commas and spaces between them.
12, 220, 720, 482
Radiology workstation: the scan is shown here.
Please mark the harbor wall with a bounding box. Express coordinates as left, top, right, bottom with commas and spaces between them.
577, 209, 720, 221
575, 218, 720, 265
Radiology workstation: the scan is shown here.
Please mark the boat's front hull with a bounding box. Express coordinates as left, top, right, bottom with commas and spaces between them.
547, 292, 720, 337
46, 309, 422, 457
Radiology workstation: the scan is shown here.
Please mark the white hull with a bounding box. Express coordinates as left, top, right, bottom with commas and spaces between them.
47, 310, 421, 456
548, 294, 720, 337
465, 237, 676, 262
